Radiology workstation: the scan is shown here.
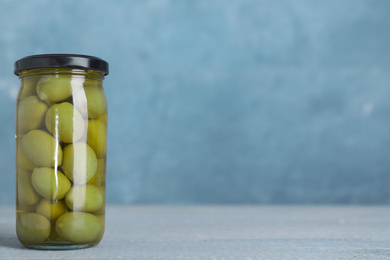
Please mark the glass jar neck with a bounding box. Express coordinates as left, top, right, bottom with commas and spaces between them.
19, 68, 105, 80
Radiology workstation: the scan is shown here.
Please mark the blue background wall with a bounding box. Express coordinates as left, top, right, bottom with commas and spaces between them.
1, 0, 390, 204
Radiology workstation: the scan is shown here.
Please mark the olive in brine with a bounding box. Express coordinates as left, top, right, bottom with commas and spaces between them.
65, 184, 103, 212
87, 120, 107, 158
62, 142, 97, 184
84, 84, 107, 119
31, 167, 71, 200
16, 139, 35, 171
17, 95, 48, 135
18, 76, 38, 99
36, 75, 81, 104
45, 102, 85, 143
55, 212, 101, 243
17, 169, 40, 206
36, 199, 68, 221
87, 158, 106, 186
17, 213, 51, 244
21, 130, 63, 167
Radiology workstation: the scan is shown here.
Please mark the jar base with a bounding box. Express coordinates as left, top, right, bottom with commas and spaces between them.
23, 243, 97, 250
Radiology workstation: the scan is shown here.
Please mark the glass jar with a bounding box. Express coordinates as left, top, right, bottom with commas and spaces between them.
14, 54, 109, 250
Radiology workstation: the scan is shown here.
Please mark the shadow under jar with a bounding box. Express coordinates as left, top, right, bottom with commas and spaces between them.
14, 54, 109, 250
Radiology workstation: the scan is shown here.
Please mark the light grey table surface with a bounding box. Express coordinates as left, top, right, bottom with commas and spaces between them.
1, 206, 390, 259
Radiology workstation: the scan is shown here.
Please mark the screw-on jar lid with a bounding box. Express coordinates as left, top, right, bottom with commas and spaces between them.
14, 54, 109, 76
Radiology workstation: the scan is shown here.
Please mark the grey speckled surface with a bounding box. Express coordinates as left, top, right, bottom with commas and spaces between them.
1, 206, 390, 259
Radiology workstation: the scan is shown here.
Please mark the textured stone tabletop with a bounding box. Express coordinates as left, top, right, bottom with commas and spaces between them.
1, 206, 390, 259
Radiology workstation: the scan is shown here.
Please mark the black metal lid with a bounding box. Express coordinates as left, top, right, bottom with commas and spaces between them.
14, 54, 109, 76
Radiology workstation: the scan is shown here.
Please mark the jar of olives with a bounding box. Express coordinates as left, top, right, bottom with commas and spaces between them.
14, 54, 109, 250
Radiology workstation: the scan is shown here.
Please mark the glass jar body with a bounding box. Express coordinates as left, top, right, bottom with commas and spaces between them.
15, 68, 107, 250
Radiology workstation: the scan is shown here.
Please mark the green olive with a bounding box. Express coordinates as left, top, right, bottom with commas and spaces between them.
92, 186, 106, 215
36, 199, 68, 221
16, 139, 35, 171
36, 75, 79, 103
31, 167, 71, 200
17, 169, 40, 206
84, 84, 107, 119
73, 120, 89, 143
72, 87, 88, 119
17, 95, 48, 135
95, 215, 105, 241
87, 120, 107, 158
62, 142, 97, 184
65, 184, 103, 212
17, 213, 51, 244
55, 212, 101, 243
19, 76, 38, 99
45, 102, 85, 143
21, 130, 63, 167
87, 158, 106, 186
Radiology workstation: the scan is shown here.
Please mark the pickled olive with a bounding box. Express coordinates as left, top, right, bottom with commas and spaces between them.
17, 95, 48, 135
36, 75, 81, 104
16, 139, 35, 171
19, 77, 38, 99
45, 102, 85, 143
91, 187, 106, 215
72, 87, 88, 119
36, 199, 68, 221
17, 169, 40, 206
84, 84, 107, 119
62, 142, 98, 184
76, 120, 89, 143
95, 215, 105, 241
21, 130, 63, 167
65, 184, 103, 212
55, 212, 101, 243
87, 159, 106, 186
31, 167, 71, 200
17, 213, 51, 244
87, 120, 107, 158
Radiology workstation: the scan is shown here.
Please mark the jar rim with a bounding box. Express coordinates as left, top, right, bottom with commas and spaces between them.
14, 54, 109, 76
